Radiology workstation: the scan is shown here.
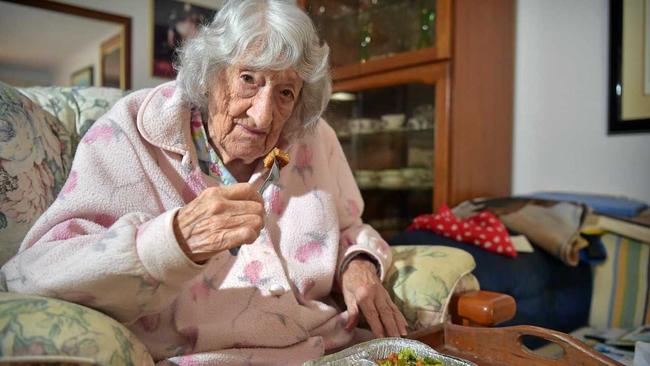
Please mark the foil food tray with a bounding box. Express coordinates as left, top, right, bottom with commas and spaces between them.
303, 337, 477, 366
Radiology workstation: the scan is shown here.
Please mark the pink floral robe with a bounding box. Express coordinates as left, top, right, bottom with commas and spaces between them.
1, 82, 392, 365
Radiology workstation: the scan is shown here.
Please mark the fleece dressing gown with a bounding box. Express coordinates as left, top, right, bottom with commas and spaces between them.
1, 82, 392, 365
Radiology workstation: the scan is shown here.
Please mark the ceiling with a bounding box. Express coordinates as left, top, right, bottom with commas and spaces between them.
0, 1, 122, 71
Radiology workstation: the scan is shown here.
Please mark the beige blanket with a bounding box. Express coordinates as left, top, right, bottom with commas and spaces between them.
453, 198, 590, 266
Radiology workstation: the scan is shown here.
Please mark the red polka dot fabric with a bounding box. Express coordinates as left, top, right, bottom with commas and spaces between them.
408, 204, 517, 258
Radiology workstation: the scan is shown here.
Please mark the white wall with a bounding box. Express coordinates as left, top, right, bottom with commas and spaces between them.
0, 63, 52, 87
52, 34, 106, 87
55, 0, 168, 89
513, 0, 650, 203
55, 0, 225, 90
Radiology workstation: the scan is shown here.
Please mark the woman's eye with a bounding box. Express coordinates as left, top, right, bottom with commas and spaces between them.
281, 89, 295, 100
240, 74, 255, 84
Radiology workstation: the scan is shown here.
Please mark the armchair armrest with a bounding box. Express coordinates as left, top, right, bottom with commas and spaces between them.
449, 290, 516, 326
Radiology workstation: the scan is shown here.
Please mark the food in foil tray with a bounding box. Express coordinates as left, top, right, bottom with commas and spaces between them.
376, 347, 443, 366
302, 337, 475, 366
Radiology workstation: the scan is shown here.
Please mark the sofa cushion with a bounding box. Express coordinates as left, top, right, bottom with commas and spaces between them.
390, 230, 593, 334
18, 86, 126, 140
0, 292, 154, 365
386, 245, 478, 331
0, 82, 74, 265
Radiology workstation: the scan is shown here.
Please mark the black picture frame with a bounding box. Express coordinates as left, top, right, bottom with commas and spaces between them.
151, 0, 218, 78
608, 0, 650, 134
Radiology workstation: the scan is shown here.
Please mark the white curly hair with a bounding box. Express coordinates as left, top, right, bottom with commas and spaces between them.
175, 0, 331, 139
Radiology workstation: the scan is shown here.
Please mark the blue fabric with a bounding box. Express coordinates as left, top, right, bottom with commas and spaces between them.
389, 230, 593, 334
527, 192, 647, 218
579, 234, 607, 265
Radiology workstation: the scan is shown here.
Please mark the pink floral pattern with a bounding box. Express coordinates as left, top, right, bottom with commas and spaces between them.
177, 355, 199, 366
240, 260, 268, 286
161, 86, 175, 98
181, 169, 205, 201
82, 125, 113, 145
269, 186, 285, 216
292, 144, 314, 184
137, 313, 161, 332
295, 232, 327, 263
93, 213, 116, 227
51, 220, 84, 241
190, 276, 214, 301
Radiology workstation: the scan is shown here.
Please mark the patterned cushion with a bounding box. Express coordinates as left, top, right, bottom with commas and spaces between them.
0, 292, 154, 365
386, 245, 479, 331
18, 86, 125, 140
0, 82, 74, 266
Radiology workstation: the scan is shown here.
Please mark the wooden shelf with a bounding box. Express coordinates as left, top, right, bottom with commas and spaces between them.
333, 54, 449, 93
309, 0, 513, 213
337, 127, 434, 139
332, 47, 450, 82
358, 185, 432, 191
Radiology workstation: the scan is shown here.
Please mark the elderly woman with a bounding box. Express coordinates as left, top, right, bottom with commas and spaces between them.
1, 0, 407, 364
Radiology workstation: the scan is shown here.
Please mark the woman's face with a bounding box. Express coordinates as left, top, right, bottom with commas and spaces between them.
206, 65, 303, 165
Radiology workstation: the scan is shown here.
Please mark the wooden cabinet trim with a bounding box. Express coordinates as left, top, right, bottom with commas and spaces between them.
332, 48, 450, 82
332, 61, 449, 92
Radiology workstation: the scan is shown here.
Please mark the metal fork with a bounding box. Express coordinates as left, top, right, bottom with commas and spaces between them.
257, 160, 281, 196
229, 160, 280, 256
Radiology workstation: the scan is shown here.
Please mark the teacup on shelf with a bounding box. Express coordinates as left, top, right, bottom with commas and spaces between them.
354, 170, 378, 188
381, 114, 406, 131
378, 169, 406, 188
400, 167, 433, 188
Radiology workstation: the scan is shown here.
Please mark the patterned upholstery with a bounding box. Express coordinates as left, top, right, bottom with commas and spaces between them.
0, 292, 154, 365
386, 245, 479, 331
0, 82, 75, 265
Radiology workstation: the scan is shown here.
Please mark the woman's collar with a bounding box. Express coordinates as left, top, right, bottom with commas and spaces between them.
136, 81, 194, 159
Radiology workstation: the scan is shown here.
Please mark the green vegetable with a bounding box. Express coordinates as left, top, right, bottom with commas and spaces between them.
376, 347, 444, 366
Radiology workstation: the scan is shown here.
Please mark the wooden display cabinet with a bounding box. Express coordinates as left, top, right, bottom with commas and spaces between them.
302, 0, 514, 239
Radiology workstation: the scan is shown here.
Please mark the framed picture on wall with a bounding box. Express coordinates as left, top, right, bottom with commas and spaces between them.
70, 65, 94, 87
100, 32, 126, 89
151, 0, 219, 78
608, 0, 650, 133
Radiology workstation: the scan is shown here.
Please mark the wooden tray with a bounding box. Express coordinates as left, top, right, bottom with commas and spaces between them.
408, 322, 624, 366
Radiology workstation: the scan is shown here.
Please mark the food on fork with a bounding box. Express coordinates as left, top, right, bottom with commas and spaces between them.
263, 147, 290, 169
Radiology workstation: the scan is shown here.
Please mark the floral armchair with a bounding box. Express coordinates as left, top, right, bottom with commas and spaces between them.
0, 81, 490, 365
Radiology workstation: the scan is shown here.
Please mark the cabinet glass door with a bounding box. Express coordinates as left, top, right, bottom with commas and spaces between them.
307, 0, 437, 67
324, 83, 435, 239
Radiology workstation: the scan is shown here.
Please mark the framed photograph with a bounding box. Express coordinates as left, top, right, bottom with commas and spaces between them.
151, 0, 219, 78
100, 32, 126, 89
70, 65, 94, 87
608, 0, 650, 133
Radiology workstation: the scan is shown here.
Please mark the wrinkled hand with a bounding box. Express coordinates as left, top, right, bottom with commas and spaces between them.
341, 258, 408, 338
173, 183, 265, 263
